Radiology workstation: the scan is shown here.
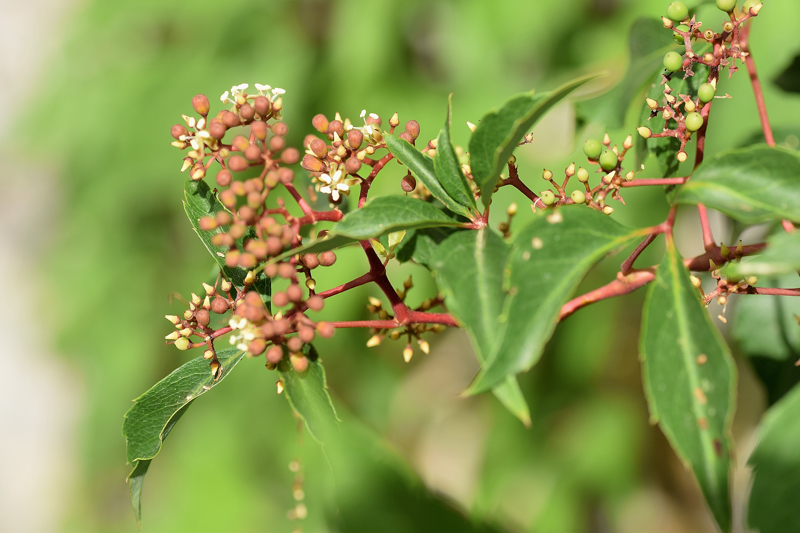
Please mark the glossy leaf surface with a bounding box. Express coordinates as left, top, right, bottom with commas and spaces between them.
434, 95, 477, 212
470, 74, 599, 207
640, 240, 735, 532
384, 134, 473, 218
468, 208, 645, 393
723, 231, 800, 278
123, 348, 245, 524
278, 346, 339, 447
748, 383, 800, 533
432, 228, 530, 426
675, 145, 800, 224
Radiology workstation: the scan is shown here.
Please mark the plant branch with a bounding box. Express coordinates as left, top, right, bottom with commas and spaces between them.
740, 22, 775, 147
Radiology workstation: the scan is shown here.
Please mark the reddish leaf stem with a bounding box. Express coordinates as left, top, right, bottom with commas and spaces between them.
620, 177, 688, 187
740, 23, 775, 147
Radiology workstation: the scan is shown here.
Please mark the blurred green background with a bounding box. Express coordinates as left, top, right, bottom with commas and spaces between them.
4, 0, 800, 531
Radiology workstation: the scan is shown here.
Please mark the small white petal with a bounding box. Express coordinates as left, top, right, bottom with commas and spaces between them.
331, 189, 340, 202
338, 183, 349, 192
369, 113, 379, 120
320, 185, 332, 194
220, 91, 229, 102
319, 173, 332, 184
360, 109, 367, 118
272, 88, 285, 95
255, 83, 271, 91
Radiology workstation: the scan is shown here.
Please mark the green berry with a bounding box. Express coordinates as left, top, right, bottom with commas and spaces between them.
673, 24, 690, 44
685, 112, 704, 132
540, 190, 556, 206
663, 51, 683, 72
599, 150, 618, 171
576, 168, 589, 183
667, 1, 689, 21
716, 0, 736, 12
174, 337, 191, 351
743, 0, 758, 12
583, 139, 602, 160
570, 190, 586, 205
698, 83, 716, 103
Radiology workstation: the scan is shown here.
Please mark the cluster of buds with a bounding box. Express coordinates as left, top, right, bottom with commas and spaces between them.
522, 133, 640, 216
363, 277, 444, 363
168, 85, 450, 375
638, 2, 762, 160
300, 110, 422, 201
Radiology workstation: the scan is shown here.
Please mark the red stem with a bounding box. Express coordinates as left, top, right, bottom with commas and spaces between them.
621, 177, 688, 188
740, 22, 775, 147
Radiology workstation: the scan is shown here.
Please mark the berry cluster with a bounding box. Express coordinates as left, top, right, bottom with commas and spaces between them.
168, 84, 449, 374
637, 0, 762, 160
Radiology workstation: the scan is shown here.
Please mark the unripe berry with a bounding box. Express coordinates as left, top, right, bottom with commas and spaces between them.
310, 138, 328, 158
211, 296, 229, 314
698, 83, 716, 103
290, 353, 309, 373
273, 291, 289, 307
192, 94, 210, 116
248, 338, 267, 356
221, 110, 240, 128
716, 0, 736, 12
195, 309, 210, 326
667, 1, 689, 21
599, 150, 618, 171
199, 217, 217, 231
347, 129, 364, 150
266, 345, 284, 364
219, 190, 237, 210
244, 144, 262, 162
345, 157, 362, 175
685, 112, 704, 132
312, 114, 329, 133
302, 154, 324, 172
637, 127, 652, 139
583, 139, 602, 160
319, 251, 337, 267
540, 190, 556, 206
272, 122, 288, 136
673, 24, 690, 44
171, 124, 188, 140
253, 96, 271, 117
174, 337, 191, 351
684, 100, 696, 113
250, 121, 267, 141
576, 168, 589, 183
269, 136, 285, 152
282, 148, 300, 165
306, 295, 324, 311
570, 190, 586, 205
743, 0, 759, 14
663, 51, 683, 72
401, 175, 416, 192
286, 284, 303, 303
298, 326, 316, 344
228, 155, 249, 172
327, 120, 344, 137
316, 321, 335, 338
287, 336, 303, 353
216, 169, 232, 187
208, 121, 226, 140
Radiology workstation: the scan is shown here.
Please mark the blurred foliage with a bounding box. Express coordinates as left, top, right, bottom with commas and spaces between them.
18, 0, 800, 531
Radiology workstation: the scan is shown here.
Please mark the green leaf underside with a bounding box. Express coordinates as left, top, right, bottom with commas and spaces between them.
577, 18, 671, 128
640, 242, 735, 532
123, 348, 245, 524
747, 383, 800, 533
384, 134, 473, 218
431, 229, 530, 426
638, 64, 709, 178
278, 347, 339, 446
675, 145, 800, 224
434, 95, 478, 211
468, 208, 645, 394
184, 180, 271, 303
733, 273, 800, 361
722, 231, 800, 278
471, 74, 601, 207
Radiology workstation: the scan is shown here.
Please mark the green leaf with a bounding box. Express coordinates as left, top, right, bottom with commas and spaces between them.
431, 228, 530, 426
733, 273, 800, 361
576, 18, 671, 128
637, 64, 709, 178
674, 145, 800, 224
722, 231, 800, 278
471, 74, 600, 207
384, 134, 473, 218
747, 383, 800, 533
184, 179, 271, 303
434, 94, 477, 212
468, 208, 645, 394
640, 240, 735, 532
278, 345, 339, 447
395, 227, 462, 268
331, 195, 464, 240
123, 348, 245, 524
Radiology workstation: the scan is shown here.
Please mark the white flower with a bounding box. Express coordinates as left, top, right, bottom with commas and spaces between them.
220, 90, 230, 103
254, 83, 272, 94
318, 169, 360, 202
270, 87, 285, 102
